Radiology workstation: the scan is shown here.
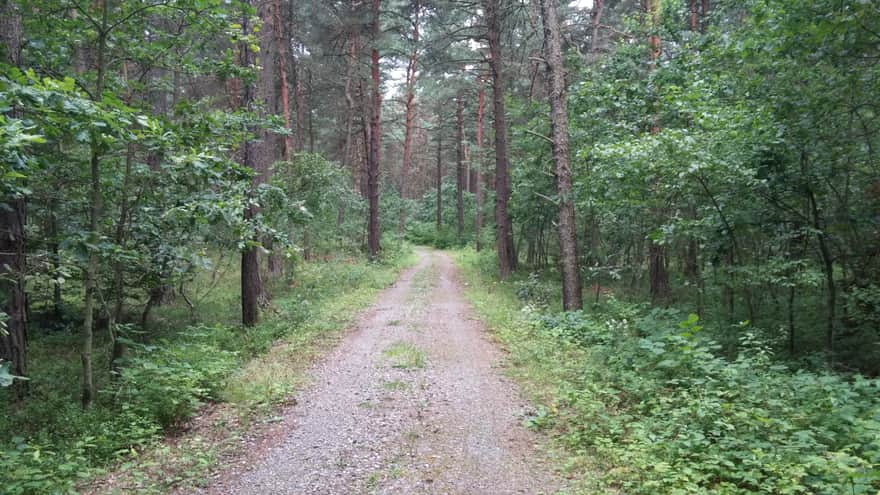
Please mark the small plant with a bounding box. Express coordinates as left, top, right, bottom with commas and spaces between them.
382, 380, 409, 390
515, 272, 553, 308
383, 342, 426, 370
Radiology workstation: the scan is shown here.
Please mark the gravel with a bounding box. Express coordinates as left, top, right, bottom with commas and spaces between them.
189, 249, 563, 495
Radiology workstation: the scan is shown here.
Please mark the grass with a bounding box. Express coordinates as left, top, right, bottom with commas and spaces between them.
0, 244, 418, 495
382, 341, 427, 370
382, 379, 409, 391
407, 256, 439, 300
452, 247, 880, 494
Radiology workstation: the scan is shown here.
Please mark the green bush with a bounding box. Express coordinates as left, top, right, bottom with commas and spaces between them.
405, 221, 462, 248
0, 438, 89, 495
533, 308, 880, 494
515, 272, 555, 308
116, 329, 238, 430
455, 249, 880, 494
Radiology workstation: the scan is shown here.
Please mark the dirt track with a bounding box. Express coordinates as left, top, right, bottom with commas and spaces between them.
192, 249, 561, 495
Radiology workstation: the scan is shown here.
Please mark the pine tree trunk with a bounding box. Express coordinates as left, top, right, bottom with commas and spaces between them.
0, 0, 27, 398
475, 72, 485, 252
485, 0, 516, 278
456, 94, 465, 240
398, 0, 419, 236
646, 0, 669, 303
274, 0, 294, 159
367, 0, 382, 259
436, 128, 443, 231
240, 3, 262, 327
540, 0, 583, 310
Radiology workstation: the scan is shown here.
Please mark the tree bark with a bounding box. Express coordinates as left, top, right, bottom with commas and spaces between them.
590, 0, 604, 56
240, 3, 262, 327
343, 34, 357, 175
0, 0, 27, 398
803, 151, 836, 364
398, 0, 419, 236
436, 125, 443, 231
273, 0, 294, 159
367, 0, 382, 259
294, 62, 306, 152
80, 0, 113, 408
109, 144, 136, 374
646, 0, 669, 303
701, 0, 709, 33
456, 94, 465, 240
539, 0, 583, 310
474, 71, 485, 252
485, 0, 516, 278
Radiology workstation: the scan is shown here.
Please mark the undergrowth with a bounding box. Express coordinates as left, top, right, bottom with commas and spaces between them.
0, 245, 416, 495
453, 248, 880, 495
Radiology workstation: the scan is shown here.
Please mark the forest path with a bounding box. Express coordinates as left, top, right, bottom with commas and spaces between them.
192, 248, 562, 495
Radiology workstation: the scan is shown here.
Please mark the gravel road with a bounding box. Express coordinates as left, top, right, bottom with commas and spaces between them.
192, 249, 563, 495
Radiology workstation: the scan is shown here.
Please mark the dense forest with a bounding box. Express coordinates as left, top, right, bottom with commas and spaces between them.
1, 0, 879, 493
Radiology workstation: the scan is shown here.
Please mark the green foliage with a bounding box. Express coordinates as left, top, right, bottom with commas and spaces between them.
115, 329, 239, 430
514, 272, 555, 309
0, 437, 89, 495
455, 248, 880, 495
0, 248, 415, 493
404, 178, 481, 248
404, 221, 459, 248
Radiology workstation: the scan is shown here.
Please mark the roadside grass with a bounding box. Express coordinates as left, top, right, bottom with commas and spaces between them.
0, 245, 417, 495
450, 248, 602, 491
452, 247, 880, 495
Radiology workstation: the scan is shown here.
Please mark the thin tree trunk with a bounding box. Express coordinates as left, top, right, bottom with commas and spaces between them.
80, 0, 112, 408
399, 0, 420, 236
109, 144, 136, 374
646, 0, 669, 303
343, 34, 357, 174
540, 0, 583, 310
788, 285, 796, 355
360, 78, 371, 199
0, 0, 27, 398
436, 127, 443, 231
273, 0, 294, 159
294, 61, 306, 152
485, 0, 516, 278
367, 0, 382, 259
50, 206, 63, 319
590, 0, 604, 56
804, 152, 836, 364
308, 69, 315, 153
475, 71, 485, 252
701, 0, 709, 33
456, 94, 465, 240
240, 4, 262, 327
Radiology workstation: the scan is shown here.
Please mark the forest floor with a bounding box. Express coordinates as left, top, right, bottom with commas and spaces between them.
185, 248, 562, 495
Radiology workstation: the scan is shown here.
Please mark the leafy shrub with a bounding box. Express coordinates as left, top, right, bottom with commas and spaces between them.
515, 272, 555, 308
404, 221, 460, 248
532, 308, 880, 494
0, 438, 89, 495
115, 329, 238, 430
